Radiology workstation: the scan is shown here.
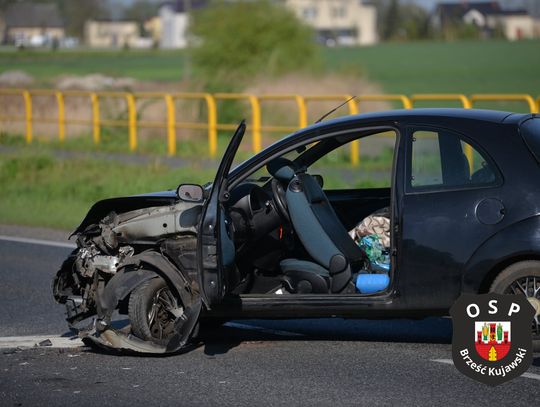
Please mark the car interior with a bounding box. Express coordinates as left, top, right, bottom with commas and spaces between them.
223, 128, 396, 297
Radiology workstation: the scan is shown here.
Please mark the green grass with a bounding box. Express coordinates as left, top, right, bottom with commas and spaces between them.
0, 130, 253, 162
1, 40, 538, 97
323, 40, 540, 95
0, 150, 216, 230
0, 48, 188, 84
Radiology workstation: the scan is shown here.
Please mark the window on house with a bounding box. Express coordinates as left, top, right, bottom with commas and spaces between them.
331, 6, 347, 18
302, 6, 318, 19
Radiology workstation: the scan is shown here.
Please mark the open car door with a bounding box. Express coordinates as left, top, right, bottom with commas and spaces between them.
198, 121, 246, 307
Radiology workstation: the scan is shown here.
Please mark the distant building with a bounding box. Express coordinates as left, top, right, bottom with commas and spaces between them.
85, 20, 140, 48
433, 1, 540, 40
283, 0, 378, 46
2, 2, 65, 47
159, 0, 208, 49
144, 16, 162, 45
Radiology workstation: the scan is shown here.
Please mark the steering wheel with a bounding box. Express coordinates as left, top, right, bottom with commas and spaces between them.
271, 178, 290, 223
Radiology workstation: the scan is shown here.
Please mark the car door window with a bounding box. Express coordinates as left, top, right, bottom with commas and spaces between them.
309, 130, 397, 189
409, 129, 498, 192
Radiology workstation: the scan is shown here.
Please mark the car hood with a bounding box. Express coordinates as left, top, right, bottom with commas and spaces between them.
73, 190, 179, 235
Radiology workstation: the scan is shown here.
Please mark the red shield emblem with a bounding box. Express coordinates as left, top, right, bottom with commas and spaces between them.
474, 321, 511, 361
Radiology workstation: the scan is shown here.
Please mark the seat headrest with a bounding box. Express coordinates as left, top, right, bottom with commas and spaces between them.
267, 158, 299, 183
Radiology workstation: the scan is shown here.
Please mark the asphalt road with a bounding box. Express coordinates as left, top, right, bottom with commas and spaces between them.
0, 236, 539, 406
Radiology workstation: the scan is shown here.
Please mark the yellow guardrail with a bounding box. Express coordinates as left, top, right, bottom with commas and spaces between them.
0, 90, 538, 165
411, 94, 472, 109
470, 94, 538, 114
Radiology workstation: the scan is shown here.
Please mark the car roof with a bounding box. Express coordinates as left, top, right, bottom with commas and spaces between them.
303, 108, 526, 132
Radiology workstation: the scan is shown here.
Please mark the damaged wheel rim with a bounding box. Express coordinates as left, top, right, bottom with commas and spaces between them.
147, 287, 180, 341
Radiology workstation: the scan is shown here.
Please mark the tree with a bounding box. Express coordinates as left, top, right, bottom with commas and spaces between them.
382, 0, 400, 40
61, 0, 110, 38
124, 0, 159, 33
400, 4, 431, 40
188, 0, 319, 90
377, 0, 432, 41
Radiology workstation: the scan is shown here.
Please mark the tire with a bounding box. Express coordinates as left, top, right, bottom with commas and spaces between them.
489, 261, 540, 352
128, 277, 179, 346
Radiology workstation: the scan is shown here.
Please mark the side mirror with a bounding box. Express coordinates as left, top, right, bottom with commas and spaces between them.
177, 184, 204, 202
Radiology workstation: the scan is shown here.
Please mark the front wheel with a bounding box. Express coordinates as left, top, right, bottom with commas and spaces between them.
128, 277, 180, 346
489, 261, 540, 352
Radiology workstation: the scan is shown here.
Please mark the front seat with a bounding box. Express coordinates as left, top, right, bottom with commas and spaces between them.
268, 158, 365, 293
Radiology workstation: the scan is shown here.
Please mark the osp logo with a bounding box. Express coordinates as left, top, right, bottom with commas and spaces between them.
450, 293, 535, 386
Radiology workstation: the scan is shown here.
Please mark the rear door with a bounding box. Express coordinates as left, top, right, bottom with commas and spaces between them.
399, 126, 502, 308
198, 121, 246, 306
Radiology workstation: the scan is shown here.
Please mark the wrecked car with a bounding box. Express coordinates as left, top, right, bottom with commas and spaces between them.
53, 109, 540, 353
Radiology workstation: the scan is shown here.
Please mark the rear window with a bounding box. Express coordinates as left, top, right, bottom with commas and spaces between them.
521, 118, 540, 163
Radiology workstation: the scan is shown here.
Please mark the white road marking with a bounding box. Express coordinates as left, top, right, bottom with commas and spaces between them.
0, 235, 76, 249
224, 322, 305, 337
430, 358, 540, 381
431, 358, 454, 365
0, 335, 83, 349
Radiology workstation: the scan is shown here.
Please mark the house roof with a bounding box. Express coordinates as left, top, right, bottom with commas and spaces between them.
435, 2, 528, 18
160, 0, 209, 13
5, 2, 64, 29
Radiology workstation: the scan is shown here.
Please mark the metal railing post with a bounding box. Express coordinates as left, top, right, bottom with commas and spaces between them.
204, 94, 218, 158
295, 95, 307, 129
249, 95, 262, 153
402, 96, 413, 109
90, 93, 100, 144
55, 91, 65, 143
164, 94, 176, 156
22, 90, 32, 144
346, 95, 360, 166
126, 93, 137, 151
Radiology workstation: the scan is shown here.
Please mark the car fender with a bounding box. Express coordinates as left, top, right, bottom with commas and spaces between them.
73, 191, 177, 235
88, 250, 202, 354
462, 215, 540, 293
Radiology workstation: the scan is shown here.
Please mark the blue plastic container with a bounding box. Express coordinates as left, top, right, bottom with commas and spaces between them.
355, 274, 390, 294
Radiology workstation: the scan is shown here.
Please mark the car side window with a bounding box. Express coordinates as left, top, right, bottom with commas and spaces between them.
409, 129, 497, 191
309, 130, 397, 189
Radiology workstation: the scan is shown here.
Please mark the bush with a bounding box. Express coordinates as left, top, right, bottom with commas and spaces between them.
189, 0, 320, 90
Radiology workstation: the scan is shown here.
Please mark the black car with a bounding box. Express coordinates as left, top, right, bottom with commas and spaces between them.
53, 108, 540, 354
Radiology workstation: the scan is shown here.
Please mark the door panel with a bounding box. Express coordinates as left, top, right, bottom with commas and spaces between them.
398, 127, 503, 308
198, 121, 245, 306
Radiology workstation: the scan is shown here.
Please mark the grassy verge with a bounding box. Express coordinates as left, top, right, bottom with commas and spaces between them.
0, 130, 255, 163
0, 150, 216, 230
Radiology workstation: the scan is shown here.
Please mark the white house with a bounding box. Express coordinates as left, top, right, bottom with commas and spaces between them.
159, 0, 208, 49
283, 0, 378, 46
433, 1, 540, 41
